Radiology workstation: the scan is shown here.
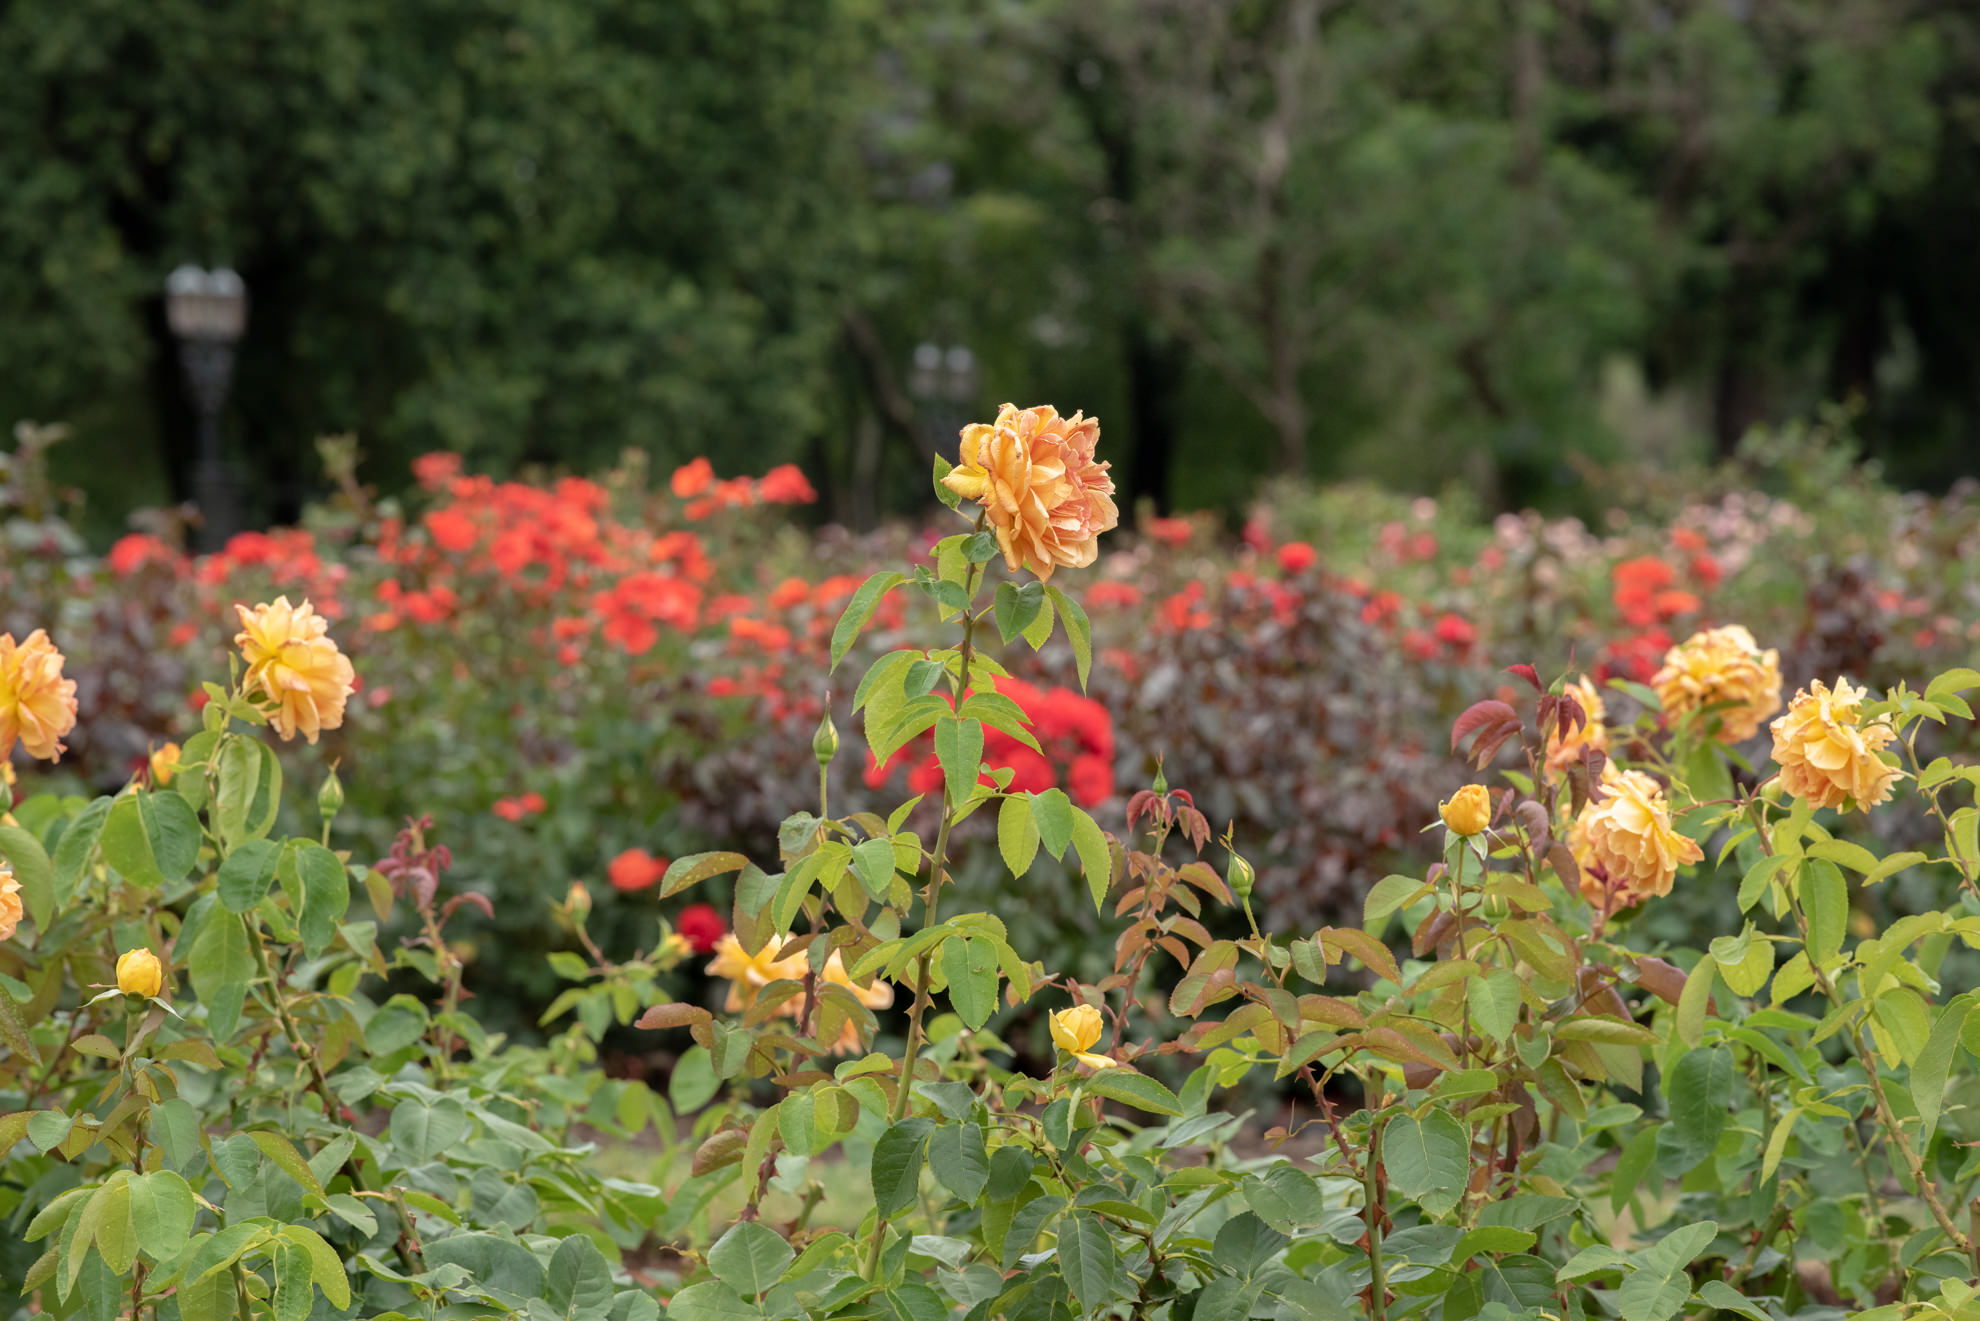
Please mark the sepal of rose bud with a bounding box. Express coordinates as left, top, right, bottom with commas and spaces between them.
1225, 844, 1255, 903
116, 948, 164, 999
812, 708, 840, 768
318, 763, 345, 825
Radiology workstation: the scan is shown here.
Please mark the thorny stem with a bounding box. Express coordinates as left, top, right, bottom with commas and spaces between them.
244, 915, 425, 1272
864, 533, 987, 1281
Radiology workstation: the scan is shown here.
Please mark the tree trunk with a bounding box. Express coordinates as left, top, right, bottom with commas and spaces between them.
1123, 324, 1183, 514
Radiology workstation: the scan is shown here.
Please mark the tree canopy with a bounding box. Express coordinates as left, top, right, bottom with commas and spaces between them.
4, 0, 1977, 538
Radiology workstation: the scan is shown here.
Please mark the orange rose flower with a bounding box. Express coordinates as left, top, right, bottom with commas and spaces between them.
0, 864, 21, 942
1570, 766, 1703, 910
1545, 676, 1608, 778
234, 597, 356, 744
1652, 625, 1781, 742
0, 629, 79, 762
940, 404, 1117, 581
1770, 677, 1901, 812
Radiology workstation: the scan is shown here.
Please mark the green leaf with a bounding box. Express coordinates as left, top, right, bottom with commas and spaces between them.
1363, 874, 1427, 931
50, 795, 113, 900
850, 838, 897, 902
1084, 1068, 1181, 1116
189, 913, 253, 1042
278, 841, 350, 958
1659, 1046, 1732, 1175
102, 790, 203, 888
932, 453, 963, 510
1070, 808, 1112, 916
279, 1225, 351, 1310
1616, 1221, 1717, 1321
127, 1171, 196, 1263
1802, 860, 1848, 966
1031, 788, 1074, 859
388, 1096, 470, 1162
423, 1233, 544, 1302
1676, 957, 1716, 1049
830, 571, 904, 672
997, 795, 1039, 879
1044, 586, 1091, 689
1609, 1125, 1661, 1217
1695, 1281, 1769, 1321
933, 716, 984, 808
1469, 969, 1521, 1044
942, 936, 998, 1030
0, 824, 56, 931
926, 1123, 990, 1203
1056, 1212, 1114, 1312
27, 1109, 72, 1153
1382, 1111, 1468, 1218
993, 580, 1045, 644
546, 1234, 616, 1321
870, 1117, 934, 1219
271, 1242, 313, 1321
659, 851, 750, 899
217, 839, 282, 914
250, 1130, 327, 1198
1915, 996, 1975, 1152
706, 1221, 794, 1299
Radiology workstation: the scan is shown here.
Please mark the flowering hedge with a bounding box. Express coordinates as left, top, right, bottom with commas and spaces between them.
7, 403, 1980, 1321
3, 421, 1978, 1024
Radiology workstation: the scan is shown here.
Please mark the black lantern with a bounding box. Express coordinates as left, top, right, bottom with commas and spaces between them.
164, 265, 248, 549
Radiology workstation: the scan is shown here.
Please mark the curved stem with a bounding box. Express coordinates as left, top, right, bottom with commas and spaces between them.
863, 542, 986, 1280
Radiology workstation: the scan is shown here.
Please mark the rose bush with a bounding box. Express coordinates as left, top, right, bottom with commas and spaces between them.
4, 405, 1980, 1321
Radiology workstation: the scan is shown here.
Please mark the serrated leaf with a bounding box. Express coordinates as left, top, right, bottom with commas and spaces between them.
997, 795, 1039, 879
831, 571, 904, 672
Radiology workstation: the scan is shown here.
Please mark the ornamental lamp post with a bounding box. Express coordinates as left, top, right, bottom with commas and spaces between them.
164, 265, 248, 550
908, 341, 978, 456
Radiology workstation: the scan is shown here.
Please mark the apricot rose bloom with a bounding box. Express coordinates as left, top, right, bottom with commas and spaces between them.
706, 934, 892, 1054
150, 742, 182, 786
1569, 766, 1703, 910
1651, 625, 1781, 742
1439, 784, 1492, 837
0, 629, 79, 762
1048, 1003, 1116, 1069
940, 403, 1118, 581
0, 865, 21, 942
234, 598, 356, 744
1544, 676, 1608, 778
1769, 677, 1901, 812
116, 948, 164, 998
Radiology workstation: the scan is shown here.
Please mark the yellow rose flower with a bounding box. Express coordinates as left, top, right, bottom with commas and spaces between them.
1048, 1002, 1116, 1069
1652, 625, 1781, 742
1769, 678, 1901, 812
705, 934, 891, 1054
234, 597, 357, 744
116, 948, 164, 998
0, 629, 79, 763
0, 865, 21, 943
1438, 784, 1492, 837
1544, 676, 1608, 778
150, 742, 182, 786
706, 933, 811, 1013
1569, 766, 1703, 911
940, 404, 1118, 581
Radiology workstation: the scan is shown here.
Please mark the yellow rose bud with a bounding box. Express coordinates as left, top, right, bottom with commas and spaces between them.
566, 882, 593, 921
149, 742, 181, 786
116, 948, 164, 999
1048, 1002, 1116, 1069
1439, 784, 1492, 837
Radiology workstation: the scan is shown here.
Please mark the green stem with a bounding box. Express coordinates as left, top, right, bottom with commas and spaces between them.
1365, 1110, 1389, 1321
863, 542, 985, 1281
244, 915, 425, 1272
